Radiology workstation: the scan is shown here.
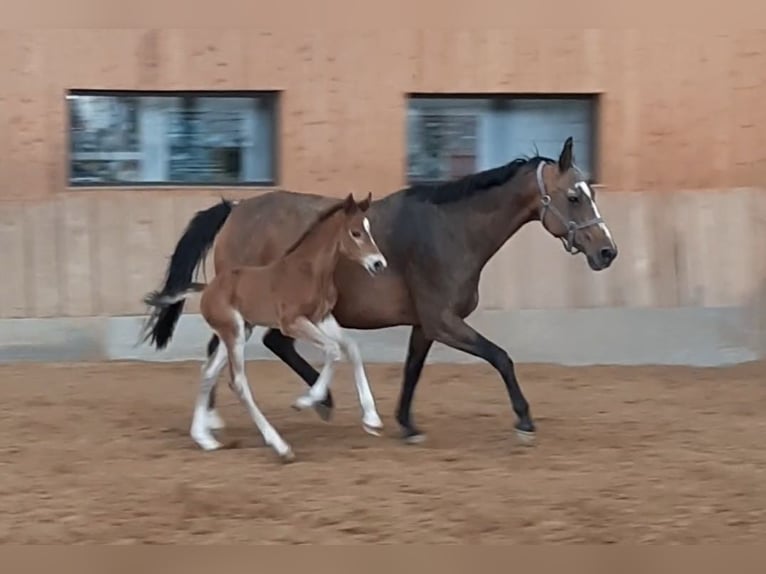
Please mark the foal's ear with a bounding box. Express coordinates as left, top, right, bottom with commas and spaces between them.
342, 193, 357, 214
357, 192, 372, 212
558, 136, 574, 172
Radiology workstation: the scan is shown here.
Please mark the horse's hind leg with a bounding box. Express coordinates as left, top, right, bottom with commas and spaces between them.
191, 339, 229, 451
224, 313, 294, 462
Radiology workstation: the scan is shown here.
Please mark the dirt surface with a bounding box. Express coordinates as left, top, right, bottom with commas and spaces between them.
1, 359, 765, 543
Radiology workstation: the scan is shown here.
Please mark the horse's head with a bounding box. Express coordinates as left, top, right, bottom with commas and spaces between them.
339, 192, 387, 275
535, 137, 617, 271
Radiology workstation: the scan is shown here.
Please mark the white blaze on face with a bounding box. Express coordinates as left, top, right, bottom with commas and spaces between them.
575, 181, 614, 243
359, 216, 387, 272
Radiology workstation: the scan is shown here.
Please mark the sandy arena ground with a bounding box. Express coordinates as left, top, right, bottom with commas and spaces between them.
1, 359, 765, 543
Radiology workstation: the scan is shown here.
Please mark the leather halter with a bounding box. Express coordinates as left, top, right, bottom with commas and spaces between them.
535, 161, 604, 255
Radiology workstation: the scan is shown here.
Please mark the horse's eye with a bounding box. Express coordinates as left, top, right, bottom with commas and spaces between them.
568, 194, 580, 204
351, 230, 362, 239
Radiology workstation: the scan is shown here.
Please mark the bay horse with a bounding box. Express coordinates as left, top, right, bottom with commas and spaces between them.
141, 137, 617, 446
142, 193, 387, 461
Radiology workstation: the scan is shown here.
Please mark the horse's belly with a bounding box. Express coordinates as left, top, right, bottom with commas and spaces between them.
332, 265, 416, 329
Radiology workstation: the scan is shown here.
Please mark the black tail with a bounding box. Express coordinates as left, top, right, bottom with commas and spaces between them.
140, 198, 234, 349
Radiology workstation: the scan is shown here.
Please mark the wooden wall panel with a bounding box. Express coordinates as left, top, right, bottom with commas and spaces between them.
1, 29, 766, 319
2, 29, 766, 201
4, 32, 48, 202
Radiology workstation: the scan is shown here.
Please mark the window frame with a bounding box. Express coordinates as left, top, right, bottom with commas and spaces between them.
405, 92, 601, 186
65, 89, 281, 188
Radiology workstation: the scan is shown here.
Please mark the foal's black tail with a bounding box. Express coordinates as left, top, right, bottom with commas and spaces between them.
140, 198, 234, 350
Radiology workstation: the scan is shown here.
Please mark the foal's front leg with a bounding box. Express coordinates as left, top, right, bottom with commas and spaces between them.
316, 315, 383, 436
283, 317, 342, 412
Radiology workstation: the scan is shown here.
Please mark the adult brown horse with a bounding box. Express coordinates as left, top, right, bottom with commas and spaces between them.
141, 137, 618, 445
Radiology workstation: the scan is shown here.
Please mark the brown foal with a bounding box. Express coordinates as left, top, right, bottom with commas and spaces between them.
145, 193, 387, 461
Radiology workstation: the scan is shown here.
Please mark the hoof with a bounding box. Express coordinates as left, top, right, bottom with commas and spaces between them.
193, 437, 223, 451
279, 448, 296, 463
401, 429, 426, 445
292, 394, 315, 411
363, 423, 384, 437
314, 402, 333, 422
515, 428, 536, 445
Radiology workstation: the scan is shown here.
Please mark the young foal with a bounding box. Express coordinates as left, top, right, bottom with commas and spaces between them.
145, 193, 387, 461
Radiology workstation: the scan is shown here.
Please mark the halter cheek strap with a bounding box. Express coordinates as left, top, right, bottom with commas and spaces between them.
535, 161, 604, 255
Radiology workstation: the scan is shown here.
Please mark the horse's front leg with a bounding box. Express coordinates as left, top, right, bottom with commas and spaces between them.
428, 312, 536, 444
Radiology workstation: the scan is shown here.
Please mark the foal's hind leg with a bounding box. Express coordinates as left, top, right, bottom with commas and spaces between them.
205, 324, 254, 430
224, 313, 294, 461
191, 340, 229, 451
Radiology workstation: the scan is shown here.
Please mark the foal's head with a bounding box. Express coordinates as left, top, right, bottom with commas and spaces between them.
535, 137, 618, 271
338, 193, 387, 275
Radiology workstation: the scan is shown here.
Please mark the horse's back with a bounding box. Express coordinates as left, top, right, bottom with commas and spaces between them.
215, 190, 337, 270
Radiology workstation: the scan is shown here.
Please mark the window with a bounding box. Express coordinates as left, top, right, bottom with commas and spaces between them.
67, 90, 278, 186
406, 95, 598, 184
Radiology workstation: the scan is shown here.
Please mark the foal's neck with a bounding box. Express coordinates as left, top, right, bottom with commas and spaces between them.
282, 210, 344, 277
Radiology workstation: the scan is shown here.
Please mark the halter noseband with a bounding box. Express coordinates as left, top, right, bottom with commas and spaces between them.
535, 161, 604, 255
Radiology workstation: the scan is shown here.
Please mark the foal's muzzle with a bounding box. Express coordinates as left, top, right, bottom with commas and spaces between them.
364, 255, 388, 275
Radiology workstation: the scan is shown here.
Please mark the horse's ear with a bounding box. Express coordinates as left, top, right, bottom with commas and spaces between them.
358, 192, 372, 212
558, 136, 574, 172
342, 193, 357, 213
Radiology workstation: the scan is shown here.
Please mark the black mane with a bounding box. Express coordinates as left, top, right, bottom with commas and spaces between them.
403, 155, 554, 205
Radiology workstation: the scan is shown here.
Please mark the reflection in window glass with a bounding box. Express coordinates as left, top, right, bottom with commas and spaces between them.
68, 91, 277, 186
407, 96, 596, 184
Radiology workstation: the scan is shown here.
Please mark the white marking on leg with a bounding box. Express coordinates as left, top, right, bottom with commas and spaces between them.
191, 340, 228, 450
293, 316, 341, 409
206, 323, 258, 429
294, 354, 336, 410
321, 315, 383, 434
286, 316, 347, 412
202, 343, 229, 431
206, 409, 226, 431
229, 312, 293, 460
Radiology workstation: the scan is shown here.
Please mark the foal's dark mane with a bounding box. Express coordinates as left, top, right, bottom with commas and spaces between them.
283, 198, 349, 256
403, 155, 555, 205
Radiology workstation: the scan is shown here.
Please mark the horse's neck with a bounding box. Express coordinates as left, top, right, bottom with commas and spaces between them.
445, 172, 539, 268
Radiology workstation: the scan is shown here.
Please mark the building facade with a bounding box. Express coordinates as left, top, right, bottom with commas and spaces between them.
1, 29, 765, 363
